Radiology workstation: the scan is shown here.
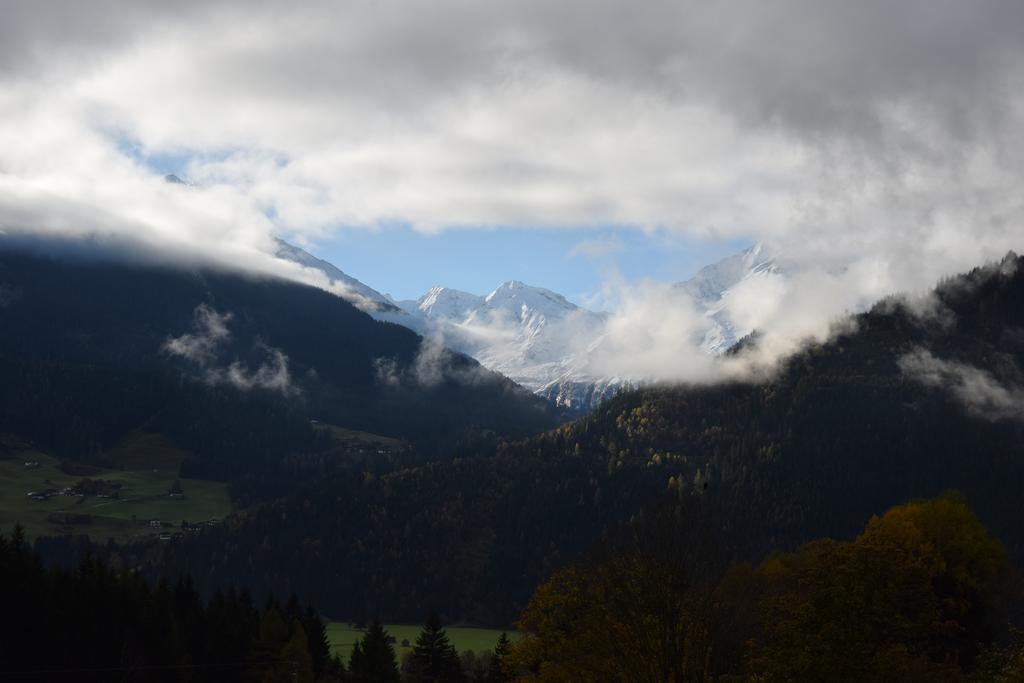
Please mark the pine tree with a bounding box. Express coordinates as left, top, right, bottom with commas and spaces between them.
350, 641, 364, 677
408, 611, 465, 682
303, 603, 333, 676
486, 633, 511, 682
349, 621, 400, 683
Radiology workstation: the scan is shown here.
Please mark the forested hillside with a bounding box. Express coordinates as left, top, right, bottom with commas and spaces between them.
88, 253, 1024, 626
0, 244, 561, 487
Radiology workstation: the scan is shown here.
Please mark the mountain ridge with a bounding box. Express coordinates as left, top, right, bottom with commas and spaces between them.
125, 251, 1024, 624
0, 241, 562, 483
275, 239, 785, 412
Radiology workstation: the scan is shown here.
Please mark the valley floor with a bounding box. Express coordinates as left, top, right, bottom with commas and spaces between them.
326, 622, 514, 662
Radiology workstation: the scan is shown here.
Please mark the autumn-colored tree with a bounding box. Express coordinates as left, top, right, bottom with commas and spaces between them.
279, 618, 315, 683
509, 499, 728, 682
253, 607, 315, 682
748, 493, 1013, 681
511, 493, 1015, 682
972, 629, 1024, 681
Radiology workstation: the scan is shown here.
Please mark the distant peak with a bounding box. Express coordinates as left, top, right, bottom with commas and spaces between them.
164, 174, 187, 185
417, 285, 481, 309
420, 285, 477, 299
487, 280, 539, 298
484, 280, 576, 311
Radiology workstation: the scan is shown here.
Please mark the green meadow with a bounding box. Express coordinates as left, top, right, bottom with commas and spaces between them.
0, 432, 230, 542
326, 622, 516, 662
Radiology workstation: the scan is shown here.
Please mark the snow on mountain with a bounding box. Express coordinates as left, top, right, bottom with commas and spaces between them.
675, 242, 781, 353
533, 243, 783, 410
397, 281, 608, 398
160, 173, 399, 315
273, 239, 400, 313
536, 374, 633, 413
274, 240, 783, 414
408, 286, 484, 320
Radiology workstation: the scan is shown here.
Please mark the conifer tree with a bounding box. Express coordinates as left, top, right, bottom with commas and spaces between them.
349, 621, 400, 682
303, 603, 333, 677
486, 633, 511, 682
408, 611, 465, 682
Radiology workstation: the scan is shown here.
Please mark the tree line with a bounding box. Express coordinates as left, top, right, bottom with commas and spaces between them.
346, 614, 513, 682
0, 523, 338, 681
10, 494, 1024, 681
1, 524, 519, 682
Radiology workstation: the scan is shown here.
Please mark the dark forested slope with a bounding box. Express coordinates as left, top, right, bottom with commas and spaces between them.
0, 244, 561, 483
134, 254, 1024, 625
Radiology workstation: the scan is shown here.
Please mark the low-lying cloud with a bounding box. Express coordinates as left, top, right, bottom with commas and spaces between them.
899, 347, 1024, 422
375, 335, 500, 391
164, 304, 298, 395
163, 304, 232, 365
585, 279, 719, 383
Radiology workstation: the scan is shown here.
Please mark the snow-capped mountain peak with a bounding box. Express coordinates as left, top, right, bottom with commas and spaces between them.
483, 281, 578, 317
394, 279, 606, 398
409, 286, 484, 319
674, 242, 782, 353
677, 242, 779, 307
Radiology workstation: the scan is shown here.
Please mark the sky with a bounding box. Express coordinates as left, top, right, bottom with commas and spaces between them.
1, 1, 1023, 379
314, 226, 749, 304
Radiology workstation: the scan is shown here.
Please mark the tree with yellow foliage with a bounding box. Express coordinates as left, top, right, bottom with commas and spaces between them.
509, 493, 1016, 682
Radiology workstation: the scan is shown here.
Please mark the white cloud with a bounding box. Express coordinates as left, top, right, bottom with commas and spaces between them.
164, 304, 298, 395
899, 347, 1024, 422
586, 279, 719, 382
163, 304, 232, 364
2, 1, 1023, 382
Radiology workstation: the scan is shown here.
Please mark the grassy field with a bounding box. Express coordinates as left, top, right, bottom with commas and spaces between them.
0, 432, 230, 542
326, 622, 516, 662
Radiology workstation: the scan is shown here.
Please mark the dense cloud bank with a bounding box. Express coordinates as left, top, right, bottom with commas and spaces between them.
1, 1, 1022, 381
